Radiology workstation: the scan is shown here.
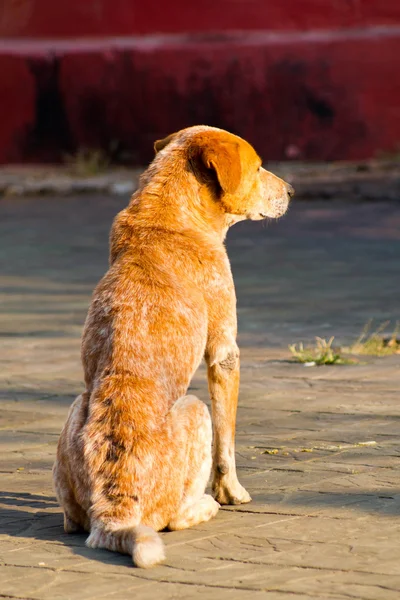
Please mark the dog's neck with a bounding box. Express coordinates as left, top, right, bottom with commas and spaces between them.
128, 154, 236, 242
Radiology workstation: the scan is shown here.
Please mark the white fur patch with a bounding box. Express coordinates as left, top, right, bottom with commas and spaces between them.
133, 525, 166, 568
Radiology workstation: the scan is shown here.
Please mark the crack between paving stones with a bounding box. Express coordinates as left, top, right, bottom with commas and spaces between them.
359, 583, 400, 593
316, 589, 397, 600
270, 375, 396, 387
226, 510, 359, 522
268, 468, 306, 473
12, 430, 60, 437
0, 594, 38, 600
204, 555, 391, 578
0, 562, 132, 579
261, 536, 354, 549
273, 591, 368, 600
163, 561, 240, 575
265, 445, 396, 468
221, 508, 318, 518
299, 489, 378, 497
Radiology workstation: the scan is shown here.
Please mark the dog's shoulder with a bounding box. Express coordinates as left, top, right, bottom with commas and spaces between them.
109, 207, 135, 265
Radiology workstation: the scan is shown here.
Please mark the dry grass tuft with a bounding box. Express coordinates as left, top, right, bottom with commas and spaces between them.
349, 320, 400, 356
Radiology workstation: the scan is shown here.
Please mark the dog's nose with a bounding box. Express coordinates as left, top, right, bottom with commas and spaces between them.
286, 183, 295, 198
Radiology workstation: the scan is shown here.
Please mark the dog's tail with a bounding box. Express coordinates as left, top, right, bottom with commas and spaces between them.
86, 523, 165, 568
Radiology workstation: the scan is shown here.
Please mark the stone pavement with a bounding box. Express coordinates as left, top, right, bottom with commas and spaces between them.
0, 194, 399, 599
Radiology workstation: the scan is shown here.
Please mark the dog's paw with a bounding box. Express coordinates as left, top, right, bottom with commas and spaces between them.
212, 477, 252, 505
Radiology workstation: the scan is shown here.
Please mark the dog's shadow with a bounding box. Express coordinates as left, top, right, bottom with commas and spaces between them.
0, 490, 132, 567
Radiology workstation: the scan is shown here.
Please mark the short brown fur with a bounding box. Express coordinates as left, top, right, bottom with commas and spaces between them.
53, 125, 293, 567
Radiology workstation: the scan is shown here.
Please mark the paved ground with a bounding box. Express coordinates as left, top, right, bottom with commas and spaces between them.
0, 194, 399, 600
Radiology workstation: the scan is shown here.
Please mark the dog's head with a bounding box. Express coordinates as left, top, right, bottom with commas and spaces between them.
154, 126, 294, 222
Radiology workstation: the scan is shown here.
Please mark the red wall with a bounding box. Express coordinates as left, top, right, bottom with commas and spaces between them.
0, 1, 400, 164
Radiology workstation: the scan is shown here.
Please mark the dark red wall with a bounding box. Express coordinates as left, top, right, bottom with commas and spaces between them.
0, 1, 400, 164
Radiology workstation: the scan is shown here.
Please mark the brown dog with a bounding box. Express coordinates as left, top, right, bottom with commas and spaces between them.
53, 125, 293, 568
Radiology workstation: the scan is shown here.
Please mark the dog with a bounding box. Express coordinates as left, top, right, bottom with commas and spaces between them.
53, 125, 293, 568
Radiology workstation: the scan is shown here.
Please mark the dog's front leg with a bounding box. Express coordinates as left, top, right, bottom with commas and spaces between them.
206, 342, 251, 505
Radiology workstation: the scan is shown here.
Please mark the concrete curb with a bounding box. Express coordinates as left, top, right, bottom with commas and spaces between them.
0, 160, 399, 200
0, 166, 141, 197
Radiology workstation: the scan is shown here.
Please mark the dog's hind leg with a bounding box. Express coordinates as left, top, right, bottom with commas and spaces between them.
53, 456, 90, 533
166, 395, 219, 531
53, 393, 91, 533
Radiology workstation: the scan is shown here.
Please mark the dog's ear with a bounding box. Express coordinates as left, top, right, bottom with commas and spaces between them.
195, 139, 242, 195
154, 133, 176, 154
